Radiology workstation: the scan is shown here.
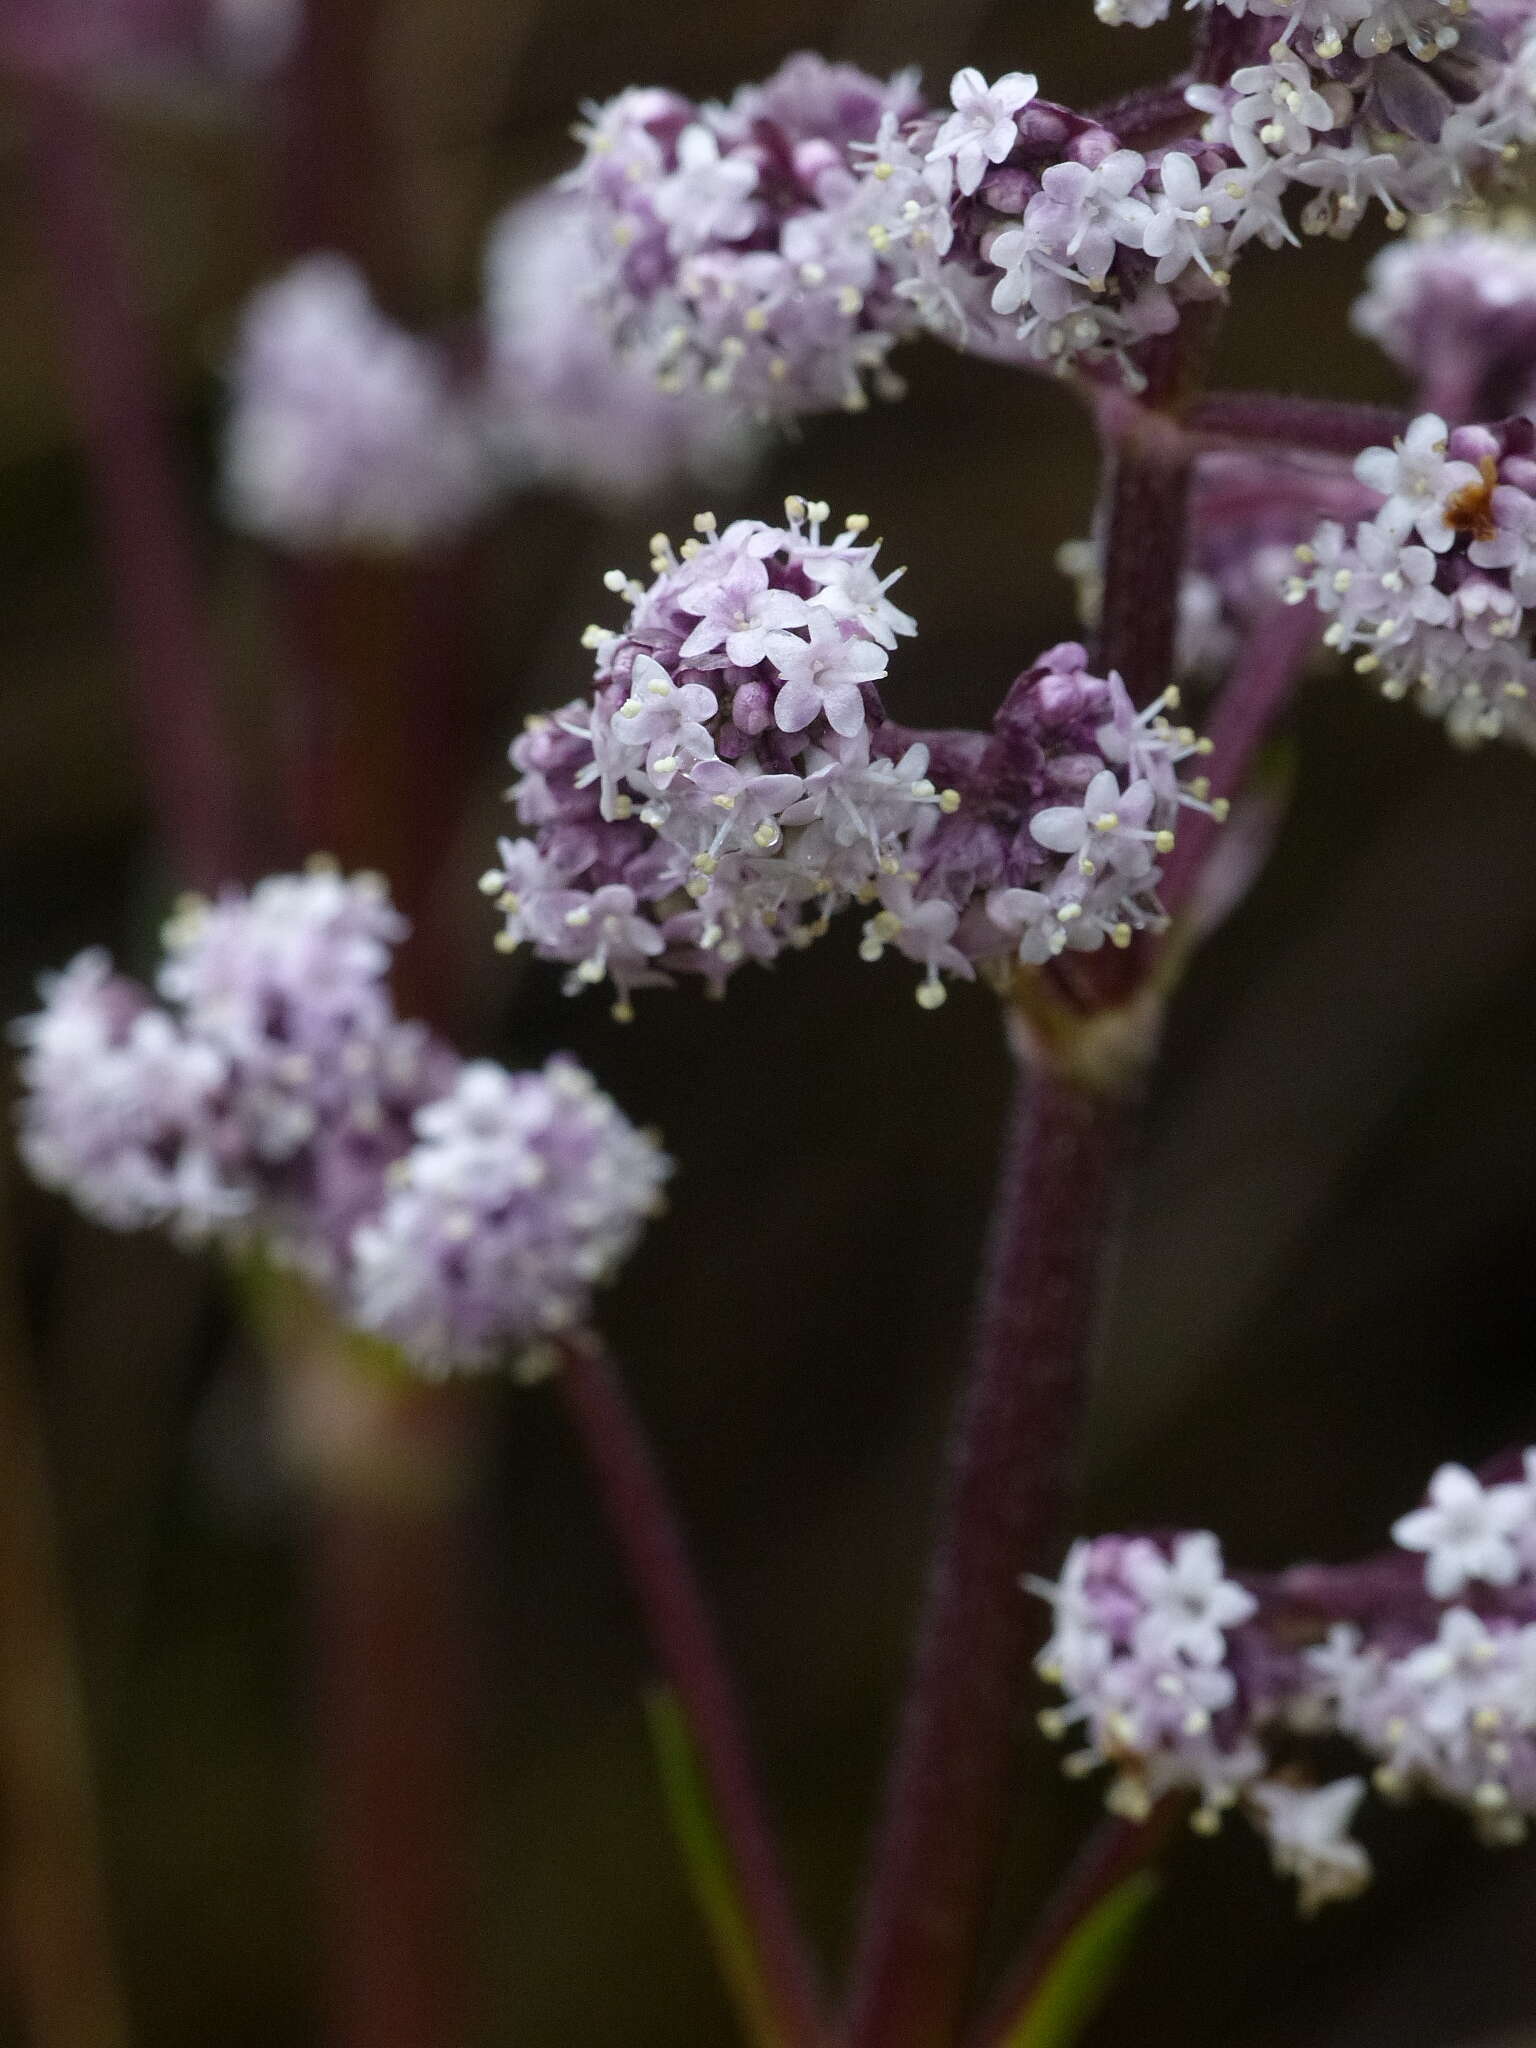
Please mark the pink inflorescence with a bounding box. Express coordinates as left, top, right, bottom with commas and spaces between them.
223, 256, 493, 553
481, 191, 759, 507
483, 501, 1220, 1013
1289, 409, 1536, 744
1354, 226, 1536, 419
1032, 1448, 1536, 1911
14, 867, 667, 1371
558, 53, 929, 420
861, 12, 1536, 381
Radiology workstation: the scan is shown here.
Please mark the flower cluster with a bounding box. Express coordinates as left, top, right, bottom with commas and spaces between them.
1288, 409, 1536, 745
223, 256, 493, 553
558, 53, 928, 421
863, 10, 1536, 383
1175, 3, 1536, 238
860, 72, 1241, 382
482, 193, 758, 506
14, 867, 667, 1369
350, 1058, 667, 1374
1033, 1449, 1536, 1910
1031, 1531, 1268, 1826
484, 502, 1217, 1011
1353, 223, 1536, 420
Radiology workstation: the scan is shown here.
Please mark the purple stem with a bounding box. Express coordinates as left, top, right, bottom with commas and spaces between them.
16, 67, 244, 889
1091, 327, 1214, 704
964, 1804, 1180, 2048
1159, 598, 1319, 918
554, 1335, 827, 2048
845, 1072, 1131, 2048
1191, 392, 1408, 458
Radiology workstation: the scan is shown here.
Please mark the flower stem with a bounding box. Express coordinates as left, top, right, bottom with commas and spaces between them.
845, 1069, 1133, 2048
1158, 597, 1318, 919
1190, 392, 1407, 458
1091, 324, 1214, 704
0, 1198, 131, 2048
554, 1334, 827, 2048
16, 67, 244, 889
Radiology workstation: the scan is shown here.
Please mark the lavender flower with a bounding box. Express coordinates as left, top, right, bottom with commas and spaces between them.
17, 867, 453, 1275
223, 256, 493, 553
555, 53, 927, 422
15, 868, 667, 1377
485, 507, 1217, 1011
1033, 1446, 1536, 1904
1288, 409, 1536, 745
858, 81, 1191, 383
350, 1058, 669, 1373
482, 192, 758, 507
1181, 5, 1536, 239
14, 949, 243, 1239
1354, 225, 1536, 418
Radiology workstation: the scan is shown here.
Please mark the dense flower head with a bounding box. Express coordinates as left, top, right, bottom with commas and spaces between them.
14, 867, 664, 1373
857, 77, 1205, 383
1179, 3, 1536, 236
350, 1057, 670, 1373
1031, 1531, 1267, 1826
1034, 1447, 1536, 1908
17, 867, 453, 1274
482, 192, 758, 506
878, 643, 1223, 982
558, 53, 928, 421
1288, 408, 1536, 745
14, 949, 243, 1239
485, 504, 1218, 1010
1353, 224, 1536, 418
223, 256, 493, 552
483, 498, 933, 1009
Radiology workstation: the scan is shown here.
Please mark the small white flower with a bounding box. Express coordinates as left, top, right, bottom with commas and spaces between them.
927, 67, 1039, 196
1246, 1779, 1372, 1915
1124, 1531, 1257, 1667
1355, 415, 1481, 554
1392, 1462, 1531, 1599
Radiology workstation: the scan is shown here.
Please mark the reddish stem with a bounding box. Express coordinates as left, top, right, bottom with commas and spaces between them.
1091, 321, 1216, 705
1191, 392, 1408, 459
554, 1335, 827, 2048
845, 1072, 1130, 2048
16, 69, 244, 889
1159, 599, 1318, 918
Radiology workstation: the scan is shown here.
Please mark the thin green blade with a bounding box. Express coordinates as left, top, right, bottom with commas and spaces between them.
641, 1686, 788, 2048
1000, 1871, 1161, 2048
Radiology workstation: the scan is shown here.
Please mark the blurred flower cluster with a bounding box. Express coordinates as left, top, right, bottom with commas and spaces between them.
1034, 1452, 1536, 1910
15, 867, 668, 1371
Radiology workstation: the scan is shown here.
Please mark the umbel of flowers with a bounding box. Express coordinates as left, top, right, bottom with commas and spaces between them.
1289, 409, 1536, 745
13, 866, 668, 1373
481, 498, 1220, 1014
549, 10, 1536, 419
217, 9, 1536, 542
1032, 1449, 1536, 1913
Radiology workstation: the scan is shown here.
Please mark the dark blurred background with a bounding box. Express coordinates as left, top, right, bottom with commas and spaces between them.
3, 4, 1536, 2046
